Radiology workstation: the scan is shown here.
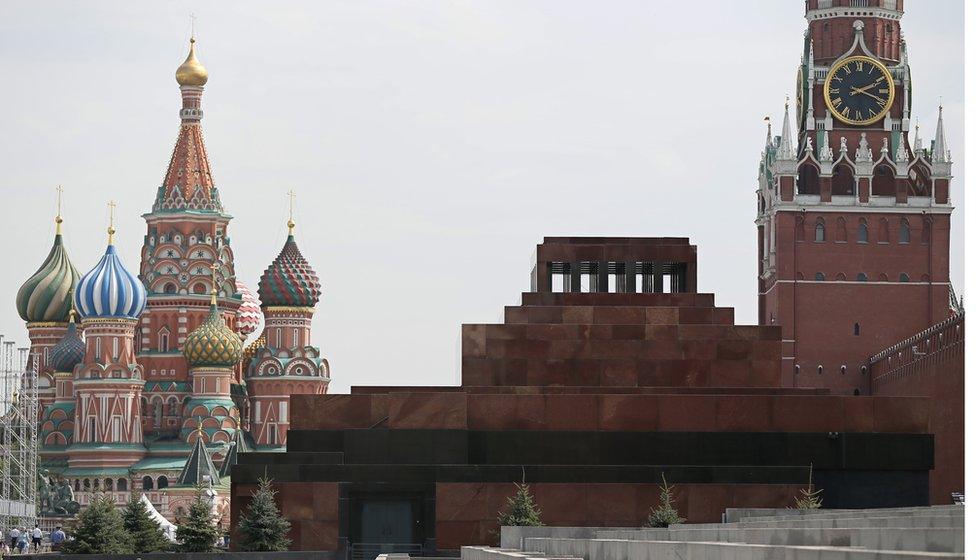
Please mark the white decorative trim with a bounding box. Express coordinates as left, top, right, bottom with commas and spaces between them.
806, 7, 901, 23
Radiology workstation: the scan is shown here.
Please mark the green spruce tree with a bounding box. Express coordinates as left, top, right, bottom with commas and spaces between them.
497, 482, 544, 527
176, 487, 222, 552
61, 493, 133, 554
122, 495, 171, 553
644, 473, 685, 528
237, 476, 292, 551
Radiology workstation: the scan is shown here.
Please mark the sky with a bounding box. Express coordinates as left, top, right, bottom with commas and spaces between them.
0, 0, 964, 393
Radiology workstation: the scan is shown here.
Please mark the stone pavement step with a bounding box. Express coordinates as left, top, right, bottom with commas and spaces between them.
681, 514, 963, 530
732, 505, 963, 523
524, 537, 965, 560
596, 527, 962, 553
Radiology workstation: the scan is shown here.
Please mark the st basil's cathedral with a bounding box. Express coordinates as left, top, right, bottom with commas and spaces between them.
14, 37, 330, 523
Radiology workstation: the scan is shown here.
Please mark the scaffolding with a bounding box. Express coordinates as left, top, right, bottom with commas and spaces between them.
0, 338, 38, 531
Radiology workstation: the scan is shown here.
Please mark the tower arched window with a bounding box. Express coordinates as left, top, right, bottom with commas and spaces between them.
899, 273, 910, 283
276, 328, 282, 348
857, 219, 868, 243
832, 165, 855, 196
159, 330, 169, 353
142, 476, 153, 490
854, 322, 860, 336
293, 328, 299, 347
163, 283, 177, 294
815, 272, 825, 282
857, 273, 868, 282
117, 478, 128, 491
798, 164, 820, 196
157, 476, 169, 489
814, 220, 826, 242
835, 217, 847, 242
872, 165, 896, 197
899, 219, 910, 244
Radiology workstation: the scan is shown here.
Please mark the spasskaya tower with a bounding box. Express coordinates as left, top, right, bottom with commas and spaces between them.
756, 0, 954, 394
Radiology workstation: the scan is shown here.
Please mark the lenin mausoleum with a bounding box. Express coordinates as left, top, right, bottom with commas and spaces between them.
231, 0, 963, 556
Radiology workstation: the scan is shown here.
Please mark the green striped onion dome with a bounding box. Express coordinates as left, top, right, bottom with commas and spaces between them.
17, 231, 80, 323
183, 302, 244, 368
258, 234, 321, 307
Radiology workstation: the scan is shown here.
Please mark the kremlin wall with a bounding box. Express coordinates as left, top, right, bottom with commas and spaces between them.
11, 0, 964, 556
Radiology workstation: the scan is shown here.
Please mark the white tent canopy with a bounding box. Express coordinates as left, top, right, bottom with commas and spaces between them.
140, 493, 177, 542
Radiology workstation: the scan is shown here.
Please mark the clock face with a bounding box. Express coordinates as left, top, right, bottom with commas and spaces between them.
823, 55, 895, 126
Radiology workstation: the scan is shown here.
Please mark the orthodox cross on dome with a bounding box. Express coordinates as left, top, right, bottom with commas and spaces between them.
287, 189, 297, 234
107, 200, 117, 244
190, 13, 197, 40
55, 185, 64, 233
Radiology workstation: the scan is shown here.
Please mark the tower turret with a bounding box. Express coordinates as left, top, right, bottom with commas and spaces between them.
181, 264, 244, 443
68, 205, 147, 470
17, 191, 81, 375
247, 195, 330, 448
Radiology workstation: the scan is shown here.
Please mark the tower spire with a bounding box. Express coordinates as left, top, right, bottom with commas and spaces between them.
775, 97, 794, 160
764, 116, 772, 148
931, 103, 950, 163
913, 120, 922, 153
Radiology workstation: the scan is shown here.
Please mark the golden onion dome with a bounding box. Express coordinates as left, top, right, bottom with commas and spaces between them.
183, 283, 243, 368
175, 38, 208, 87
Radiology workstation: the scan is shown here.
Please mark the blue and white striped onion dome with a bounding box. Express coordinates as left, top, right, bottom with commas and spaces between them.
74, 244, 147, 320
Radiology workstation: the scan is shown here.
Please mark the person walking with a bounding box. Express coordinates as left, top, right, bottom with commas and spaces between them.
30, 525, 42, 553
50, 526, 66, 552
16, 529, 27, 554
8, 527, 19, 550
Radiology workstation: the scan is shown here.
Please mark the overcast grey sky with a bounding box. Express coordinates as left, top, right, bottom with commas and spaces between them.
0, 1, 964, 392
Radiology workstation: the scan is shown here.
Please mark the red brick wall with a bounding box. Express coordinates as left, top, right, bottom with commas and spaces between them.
871, 316, 964, 504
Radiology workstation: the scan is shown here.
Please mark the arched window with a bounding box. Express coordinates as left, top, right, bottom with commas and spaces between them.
798, 163, 820, 195
854, 322, 860, 336
117, 478, 128, 491
104, 478, 113, 490
835, 218, 847, 242
815, 272, 825, 282
193, 283, 207, 295
159, 330, 169, 353
872, 165, 896, 196
899, 273, 910, 283
832, 165, 855, 196
907, 165, 931, 196
856, 273, 868, 282
74, 480, 80, 492
857, 219, 868, 243
835, 273, 847, 281
157, 476, 169, 489
899, 219, 910, 243
814, 220, 826, 242
164, 283, 177, 294
142, 476, 154, 490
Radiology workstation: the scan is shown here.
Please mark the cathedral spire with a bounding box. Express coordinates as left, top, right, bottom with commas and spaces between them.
154, 35, 221, 213
931, 104, 950, 163
775, 98, 794, 160
913, 120, 922, 153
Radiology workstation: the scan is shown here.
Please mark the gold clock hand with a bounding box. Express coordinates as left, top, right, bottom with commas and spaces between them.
852, 88, 886, 103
